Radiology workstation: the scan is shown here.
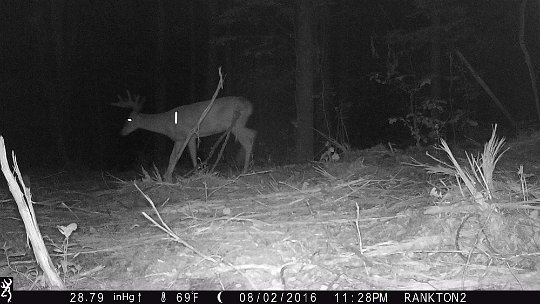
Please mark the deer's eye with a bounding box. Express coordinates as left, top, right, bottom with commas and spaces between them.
127, 118, 133, 122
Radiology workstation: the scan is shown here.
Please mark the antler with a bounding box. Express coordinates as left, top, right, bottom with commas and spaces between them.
112, 90, 145, 112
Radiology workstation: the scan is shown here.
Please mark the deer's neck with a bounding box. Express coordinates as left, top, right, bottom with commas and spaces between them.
136, 113, 174, 138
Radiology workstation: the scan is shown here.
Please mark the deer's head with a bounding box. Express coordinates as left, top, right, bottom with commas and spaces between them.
112, 90, 145, 136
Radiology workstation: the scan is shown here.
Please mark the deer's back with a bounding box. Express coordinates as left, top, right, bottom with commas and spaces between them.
170, 96, 252, 137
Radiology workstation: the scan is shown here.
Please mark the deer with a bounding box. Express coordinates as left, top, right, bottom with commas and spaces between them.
112, 91, 256, 181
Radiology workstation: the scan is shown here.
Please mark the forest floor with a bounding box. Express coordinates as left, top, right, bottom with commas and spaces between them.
1, 136, 540, 291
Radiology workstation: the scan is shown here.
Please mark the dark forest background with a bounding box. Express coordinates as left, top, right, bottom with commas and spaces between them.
1, 0, 539, 173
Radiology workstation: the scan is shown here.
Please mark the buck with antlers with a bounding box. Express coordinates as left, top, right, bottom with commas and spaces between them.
112, 91, 256, 180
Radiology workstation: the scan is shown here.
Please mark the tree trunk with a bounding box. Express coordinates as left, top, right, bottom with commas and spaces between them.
190, 0, 198, 103
317, 2, 330, 137
295, 0, 315, 163
430, 11, 441, 104
224, 0, 233, 96
154, 0, 168, 163
29, 2, 54, 162
92, 58, 104, 168
335, 8, 349, 143
50, 0, 70, 165
206, 0, 219, 96
224, 22, 232, 96
454, 49, 516, 126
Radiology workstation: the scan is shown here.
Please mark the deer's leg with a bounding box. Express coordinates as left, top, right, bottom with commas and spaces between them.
165, 141, 184, 181
187, 136, 198, 169
233, 127, 256, 172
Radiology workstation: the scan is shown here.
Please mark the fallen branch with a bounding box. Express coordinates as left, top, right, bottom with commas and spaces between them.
0, 136, 64, 289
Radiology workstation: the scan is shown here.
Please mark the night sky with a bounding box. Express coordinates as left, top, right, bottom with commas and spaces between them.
0, 0, 537, 173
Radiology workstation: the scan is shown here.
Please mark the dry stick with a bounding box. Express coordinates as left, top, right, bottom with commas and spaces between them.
0, 137, 64, 289
354, 202, 363, 254
136, 182, 258, 289
212, 130, 231, 173
164, 67, 225, 182
504, 260, 524, 289
204, 110, 239, 173
453, 49, 516, 127
135, 182, 217, 264
206, 174, 243, 199
277, 182, 327, 213
200, 129, 228, 172
211, 113, 241, 172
